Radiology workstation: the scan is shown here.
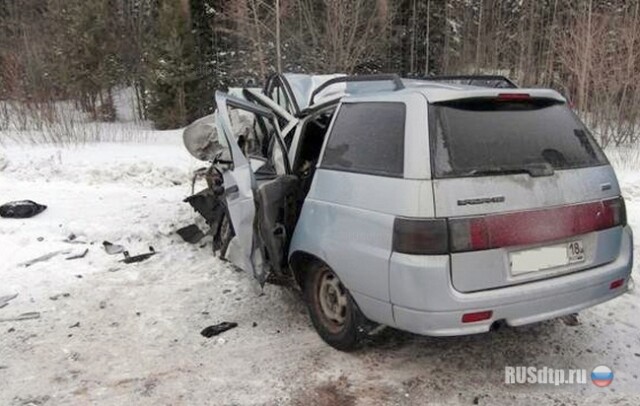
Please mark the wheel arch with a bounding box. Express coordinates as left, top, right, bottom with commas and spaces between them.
289, 249, 394, 330
289, 250, 330, 291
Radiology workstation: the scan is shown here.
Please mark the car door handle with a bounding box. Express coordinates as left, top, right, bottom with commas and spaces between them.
225, 185, 239, 195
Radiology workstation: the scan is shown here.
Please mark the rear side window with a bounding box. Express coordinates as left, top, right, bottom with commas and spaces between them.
429, 99, 608, 178
322, 102, 405, 177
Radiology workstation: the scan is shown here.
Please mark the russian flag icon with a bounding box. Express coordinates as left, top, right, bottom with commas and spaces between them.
591, 365, 614, 387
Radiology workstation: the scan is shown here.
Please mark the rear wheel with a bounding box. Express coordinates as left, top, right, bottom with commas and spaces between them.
304, 263, 366, 351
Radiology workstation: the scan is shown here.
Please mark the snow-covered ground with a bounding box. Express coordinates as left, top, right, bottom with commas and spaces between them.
1, 131, 639, 405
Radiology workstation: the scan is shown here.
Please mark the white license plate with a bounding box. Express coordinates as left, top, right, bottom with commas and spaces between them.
510, 240, 585, 275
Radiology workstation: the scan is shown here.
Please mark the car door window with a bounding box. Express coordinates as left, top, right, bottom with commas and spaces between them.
321, 102, 406, 177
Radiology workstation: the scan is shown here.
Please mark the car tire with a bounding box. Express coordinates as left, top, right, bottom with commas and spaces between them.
303, 263, 366, 351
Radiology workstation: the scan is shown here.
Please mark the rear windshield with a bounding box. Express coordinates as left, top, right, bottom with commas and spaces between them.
429, 99, 608, 178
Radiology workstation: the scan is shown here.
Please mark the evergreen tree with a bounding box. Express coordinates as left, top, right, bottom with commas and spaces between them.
143, 0, 199, 129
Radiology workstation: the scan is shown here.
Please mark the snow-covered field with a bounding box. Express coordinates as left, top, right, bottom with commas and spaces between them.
1, 130, 639, 405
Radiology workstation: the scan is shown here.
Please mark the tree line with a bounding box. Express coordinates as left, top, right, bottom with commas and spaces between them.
1, 0, 639, 146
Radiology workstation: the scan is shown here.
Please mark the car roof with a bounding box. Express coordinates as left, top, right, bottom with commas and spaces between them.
341, 79, 567, 104
278, 74, 566, 109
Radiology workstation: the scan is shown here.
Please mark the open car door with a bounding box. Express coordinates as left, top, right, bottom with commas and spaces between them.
215, 91, 299, 286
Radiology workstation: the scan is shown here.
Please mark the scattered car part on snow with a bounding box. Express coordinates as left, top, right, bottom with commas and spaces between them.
0, 311, 40, 323
49, 293, 70, 301
200, 322, 238, 338
0, 293, 18, 309
102, 241, 125, 255
63, 234, 87, 244
177, 224, 205, 244
63, 239, 87, 245
19, 250, 70, 267
66, 248, 89, 260
120, 247, 156, 264
0, 200, 47, 218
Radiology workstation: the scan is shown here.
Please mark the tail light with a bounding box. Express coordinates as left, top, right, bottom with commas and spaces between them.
603, 197, 626, 228
393, 218, 448, 255
610, 278, 625, 290
462, 311, 493, 323
496, 93, 530, 101
449, 197, 626, 253
393, 197, 626, 255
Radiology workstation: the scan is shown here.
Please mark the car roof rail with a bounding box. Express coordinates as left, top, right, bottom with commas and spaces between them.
309, 74, 405, 106
421, 75, 518, 89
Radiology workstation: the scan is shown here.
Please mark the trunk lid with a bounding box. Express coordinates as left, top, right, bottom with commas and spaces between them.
428, 96, 623, 292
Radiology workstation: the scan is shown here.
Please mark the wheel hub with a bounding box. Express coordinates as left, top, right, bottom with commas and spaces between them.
318, 271, 348, 325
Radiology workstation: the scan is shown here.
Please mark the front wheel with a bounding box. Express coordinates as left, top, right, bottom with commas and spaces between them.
304, 263, 367, 351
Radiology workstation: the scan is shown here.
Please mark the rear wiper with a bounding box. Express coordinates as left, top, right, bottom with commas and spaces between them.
466, 163, 554, 177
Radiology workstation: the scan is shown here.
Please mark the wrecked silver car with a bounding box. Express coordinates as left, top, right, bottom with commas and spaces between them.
183, 74, 633, 351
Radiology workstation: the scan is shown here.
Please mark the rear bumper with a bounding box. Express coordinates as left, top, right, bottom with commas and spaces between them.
389, 226, 633, 336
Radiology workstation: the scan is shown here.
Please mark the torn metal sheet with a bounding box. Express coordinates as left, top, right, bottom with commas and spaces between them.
184, 188, 229, 251
63, 236, 87, 245
19, 250, 70, 267
184, 189, 225, 226
66, 248, 89, 260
